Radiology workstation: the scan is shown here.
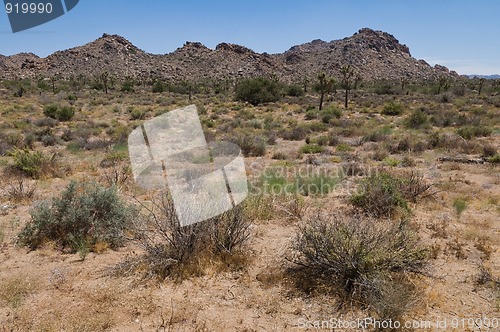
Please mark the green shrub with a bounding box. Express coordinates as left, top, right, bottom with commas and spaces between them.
121, 78, 135, 92
336, 143, 353, 152
18, 181, 136, 254
351, 172, 408, 217
382, 101, 404, 116
382, 157, 400, 167
299, 144, 325, 154
234, 77, 281, 106
322, 106, 343, 123
350, 170, 433, 217
453, 197, 467, 218
9, 148, 56, 179
487, 154, 500, 164
406, 108, 429, 128
43, 104, 58, 119
130, 108, 146, 120
286, 84, 304, 97
457, 126, 492, 140
43, 104, 75, 121
304, 109, 318, 120
152, 80, 166, 93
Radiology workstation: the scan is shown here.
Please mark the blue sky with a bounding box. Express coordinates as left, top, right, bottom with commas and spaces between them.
1, 0, 499, 75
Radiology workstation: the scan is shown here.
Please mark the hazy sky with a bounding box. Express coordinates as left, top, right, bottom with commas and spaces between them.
1, 0, 499, 75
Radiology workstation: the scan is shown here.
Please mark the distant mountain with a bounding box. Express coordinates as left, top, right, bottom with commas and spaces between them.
468, 74, 500, 79
0, 28, 458, 82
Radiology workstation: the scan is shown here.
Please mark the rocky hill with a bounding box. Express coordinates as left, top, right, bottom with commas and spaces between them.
0, 28, 458, 82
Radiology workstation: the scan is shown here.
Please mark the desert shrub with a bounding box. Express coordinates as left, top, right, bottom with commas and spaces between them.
482, 144, 497, 157
33, 117, 58, 127
234, 77, 281, 106
152, 80, 166, 93
0, 133, 27, 156
43, 104, 75, 121
299, 144, 324, 154
457, 126, 492, 140
1, 177, 37, 202
121, 78, 135, 92
286, 84, 304, 97
41, 134, 57, 147
229, 133, 266, 157
363, 127, 390, 143
291, 211, 428, 307
304, 109, 318, 120
371, 81, 396, 95
129, 108, 147, 120
381, 101, 404, 116
351, 170, 433, 215
406, 108, 429, 128
382, 157, 400, 167
350, 172, 407, 217
18, 181, 136, 254
337, 143, 354, 153
129, 193, 251, 280
272, 152, 287, 160
487, 154, 500, 164
453, 197, 467, 218
282, 124, 309, 141
9, 148, 58, 179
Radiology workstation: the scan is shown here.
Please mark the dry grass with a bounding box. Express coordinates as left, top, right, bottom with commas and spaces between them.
0, 275, 37, 309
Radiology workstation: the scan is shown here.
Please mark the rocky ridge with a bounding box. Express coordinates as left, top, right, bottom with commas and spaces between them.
0, 29, 457, 82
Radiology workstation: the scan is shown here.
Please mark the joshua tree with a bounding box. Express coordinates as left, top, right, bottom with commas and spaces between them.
340, 64, 355, 109
492, 79, 500, 93
437, 75, 449, 94
100, 71, 110, 94
478, 78, 486, 96
50, 76, 57, 94
302, 76, 309, 93
314, 73, 336, 111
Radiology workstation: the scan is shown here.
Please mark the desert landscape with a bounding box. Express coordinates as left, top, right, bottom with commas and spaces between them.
0, 28, 499, 331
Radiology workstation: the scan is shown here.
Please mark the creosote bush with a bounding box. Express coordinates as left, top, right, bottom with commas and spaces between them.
291, 211, 428, 317
128, 193, 252, 280
18, 181, 136, 254
350, 170, 433, 217
8, 148, 60, 179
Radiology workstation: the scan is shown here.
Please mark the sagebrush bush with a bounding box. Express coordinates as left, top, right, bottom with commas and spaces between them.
291, 211, 428, 298
18, 181, 136, 254
235, 77, 282, 106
